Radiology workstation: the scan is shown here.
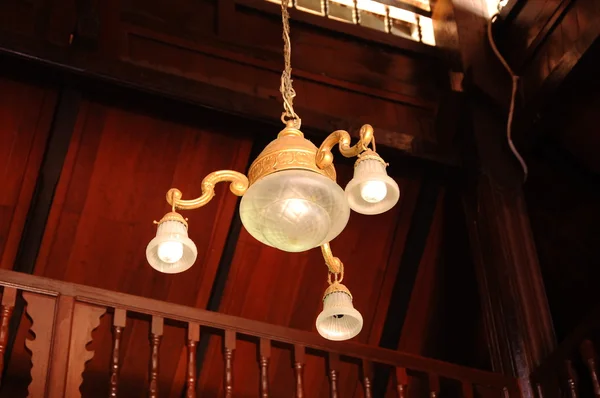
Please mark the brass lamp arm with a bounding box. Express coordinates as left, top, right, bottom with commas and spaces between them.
315, 124, 375, 169
321, 242, 344, 283
166, 170, 249, 211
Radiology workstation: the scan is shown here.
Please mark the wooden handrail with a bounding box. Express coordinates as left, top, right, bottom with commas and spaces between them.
0, 268, 517, 391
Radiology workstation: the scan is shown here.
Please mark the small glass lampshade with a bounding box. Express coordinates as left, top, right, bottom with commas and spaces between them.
146, 214, 198, 274
240, 169, 350, 252
316, 283, 363, 341
345, 152, 400, 215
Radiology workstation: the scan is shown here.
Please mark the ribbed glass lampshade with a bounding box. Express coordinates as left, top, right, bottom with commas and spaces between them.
345, 159, 400, 215
239, 170, 350, 252
316, 290, 363, 341
146, 220, 198, 273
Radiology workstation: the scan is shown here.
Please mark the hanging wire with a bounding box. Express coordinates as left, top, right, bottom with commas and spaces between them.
487, 14, 529, 182
280, 0, 301, 127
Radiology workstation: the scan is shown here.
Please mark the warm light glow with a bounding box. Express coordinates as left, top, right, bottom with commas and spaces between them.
157, 240, 184, 264
360, 180, 388, 203
240, 170, 350, 253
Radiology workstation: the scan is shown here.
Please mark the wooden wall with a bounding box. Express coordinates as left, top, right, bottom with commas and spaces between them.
0, 77, 56, 269
0, 65, 489, 395
522, 40, 600, 342
0, 0, 504, 394
0, 0, 456, 163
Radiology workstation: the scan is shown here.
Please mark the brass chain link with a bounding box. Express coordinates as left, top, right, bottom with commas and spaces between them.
280, 0, 301, 127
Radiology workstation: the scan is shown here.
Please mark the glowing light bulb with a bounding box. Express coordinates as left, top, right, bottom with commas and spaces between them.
360, 180, 387, 203
157, 240, 184, 264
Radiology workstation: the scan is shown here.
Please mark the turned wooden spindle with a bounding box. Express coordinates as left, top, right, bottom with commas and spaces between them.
429, 373, 440, 398
224, 330, 236, 398
294, 345, 305, 398
328, 353, 340, 398
396, 367, 408, 398
565, 360, 579, 398
362, 360, 373, 398
149, 316, 163, 398
186, 322, 200, 398
535, 383, 544, 398
110, 308, 127, 397
580, 339, 600, 397
462, 381, 474, 398
0, 287, 17, 383
259, 338, 271, 397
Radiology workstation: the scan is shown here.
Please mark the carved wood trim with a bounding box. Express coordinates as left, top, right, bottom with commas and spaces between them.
396, 367, 408, 398
149, 316, 163, 398
110, 308, 127, 397
65, 302, 106, 398
580, 340, 600, 397
23, 292, 56, 397
224, 330, 236, 398
47, 295, 75, 398
362, 360, 373, 398
294, 345, 305, 398
0, 287, 17, 382
328, 353, 340, 398
0, 268, 517, 389
565, 360, 578, 398
259, 338, 271, 397
186, 322, 200, 398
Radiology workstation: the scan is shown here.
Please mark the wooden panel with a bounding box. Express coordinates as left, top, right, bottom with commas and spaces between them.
30, 94, 252, 396
197, 163, 423, 397
123, 28, 436, 143
524, 141, 600, 340
231, 2, 441, 103
398, 191, 445, 354
121, 0, 217, 39
0, 76, 57, 269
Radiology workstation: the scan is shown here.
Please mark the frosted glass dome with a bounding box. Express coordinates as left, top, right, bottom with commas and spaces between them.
239, 170, 350, 252
316, 290, 363, 341
345, 158, 400, 215
146, 220, 198, 273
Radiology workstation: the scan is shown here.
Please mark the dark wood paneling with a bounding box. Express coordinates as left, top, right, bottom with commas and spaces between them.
3, 95, 253, 397
0, 77, 57, 269
196, 164, 423, 397
0, 0, 458, 164
524, 141, 600, 341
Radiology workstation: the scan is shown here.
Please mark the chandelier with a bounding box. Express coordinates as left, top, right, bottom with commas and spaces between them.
146, 0, 400, 341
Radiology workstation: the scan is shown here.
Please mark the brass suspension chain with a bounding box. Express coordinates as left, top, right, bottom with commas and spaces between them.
280, 0, 301, 127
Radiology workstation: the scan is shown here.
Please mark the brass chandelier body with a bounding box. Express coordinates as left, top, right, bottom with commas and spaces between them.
146, 0, 401, 341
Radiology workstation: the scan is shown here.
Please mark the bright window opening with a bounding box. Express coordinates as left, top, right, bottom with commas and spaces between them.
266, 0, 436, 46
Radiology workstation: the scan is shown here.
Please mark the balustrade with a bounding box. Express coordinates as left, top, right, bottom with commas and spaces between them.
0, 269, 518, 397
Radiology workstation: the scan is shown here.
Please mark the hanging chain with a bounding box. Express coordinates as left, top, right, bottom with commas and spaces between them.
280, 0, 301, 127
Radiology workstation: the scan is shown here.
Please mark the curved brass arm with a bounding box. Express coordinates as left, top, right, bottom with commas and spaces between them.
166, 170, 249, 211
321, 242, 343, 276
315, 124, 374, 169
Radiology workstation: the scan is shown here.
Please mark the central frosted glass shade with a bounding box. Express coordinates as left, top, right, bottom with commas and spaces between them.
239, 170, 350, 252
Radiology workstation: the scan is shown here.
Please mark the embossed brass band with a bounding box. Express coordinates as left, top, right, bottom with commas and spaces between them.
247, 124, 337, 185
315, 124, 375, 170
323, 281, 352, 299
166, 170, 249, 211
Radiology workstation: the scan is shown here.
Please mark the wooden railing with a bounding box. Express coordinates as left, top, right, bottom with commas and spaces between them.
531, 307, 600, 397
0, 269, 519, 397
